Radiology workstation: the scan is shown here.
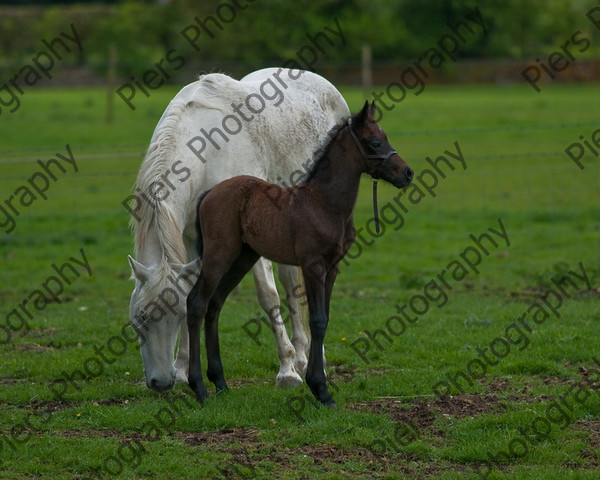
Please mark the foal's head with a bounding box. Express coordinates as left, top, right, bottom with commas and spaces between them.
348, 101, 413, 188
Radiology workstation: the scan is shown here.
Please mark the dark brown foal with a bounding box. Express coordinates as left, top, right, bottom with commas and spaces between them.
187, 101, 413, 406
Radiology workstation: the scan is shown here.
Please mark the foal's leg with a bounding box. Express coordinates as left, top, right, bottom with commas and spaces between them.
277, 264, 309, 377
204, 245, 260, 393
186, 271, 212, 402
174, 239, 198, 383
302, 259, 335, 407
187, 251, 239, 402
324, 263, 340, 320
251, 259, 302, 387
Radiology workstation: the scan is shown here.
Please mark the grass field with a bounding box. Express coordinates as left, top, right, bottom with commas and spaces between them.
1, 81, 599, 480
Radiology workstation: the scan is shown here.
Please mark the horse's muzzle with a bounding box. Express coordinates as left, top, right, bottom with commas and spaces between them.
147, 376, 175, 392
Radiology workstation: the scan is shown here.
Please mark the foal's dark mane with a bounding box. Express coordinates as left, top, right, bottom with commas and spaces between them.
301, 119, 349, 184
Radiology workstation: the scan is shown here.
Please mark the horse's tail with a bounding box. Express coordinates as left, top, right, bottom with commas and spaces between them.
195, 189, 212, 259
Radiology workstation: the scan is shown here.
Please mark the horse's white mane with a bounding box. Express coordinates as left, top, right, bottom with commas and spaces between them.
131, 72, 271, 270
132, 95, 191, 267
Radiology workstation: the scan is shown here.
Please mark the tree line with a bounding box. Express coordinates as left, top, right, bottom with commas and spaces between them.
0, 0, 598, 80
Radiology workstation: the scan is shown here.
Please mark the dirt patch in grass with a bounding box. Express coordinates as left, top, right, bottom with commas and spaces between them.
178, 427, 471, 479
16, 343, 57, 352
26, 328, 58, 337
485, 377, 512, 394
348, 393, 503, 435
29, 399, 79, 411
177, 427, 260, 447
0, 377, 28, 384
569, 420, 600, 469
27, 397, 132, 412
57, 428, 130, 439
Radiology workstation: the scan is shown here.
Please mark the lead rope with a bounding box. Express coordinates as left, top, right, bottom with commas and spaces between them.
372, 179, 380, 233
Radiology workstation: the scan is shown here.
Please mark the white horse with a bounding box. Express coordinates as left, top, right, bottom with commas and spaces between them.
128, 67, 350, 392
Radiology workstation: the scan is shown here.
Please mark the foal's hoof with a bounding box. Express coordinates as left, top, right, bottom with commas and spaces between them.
276, 370, 303, 388
215, 384, 229, 395
190, 384, 209, 403
194, 393, 209, 404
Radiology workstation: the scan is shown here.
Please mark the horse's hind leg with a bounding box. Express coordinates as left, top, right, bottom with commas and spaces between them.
174, 236, 201, 383
187, 249, 240, 401
252, 259, 303, 388
277, 264, 309, 377
204, 245, 260, 393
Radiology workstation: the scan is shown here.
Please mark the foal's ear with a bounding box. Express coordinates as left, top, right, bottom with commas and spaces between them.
353, 100, 370, 128
369, 101, 377, 118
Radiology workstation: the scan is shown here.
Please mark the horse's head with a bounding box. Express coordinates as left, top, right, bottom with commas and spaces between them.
128, 256, 200, 392
349, 101, 414, 188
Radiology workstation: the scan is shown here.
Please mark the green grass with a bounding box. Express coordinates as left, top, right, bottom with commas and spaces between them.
1, 82, 599, 479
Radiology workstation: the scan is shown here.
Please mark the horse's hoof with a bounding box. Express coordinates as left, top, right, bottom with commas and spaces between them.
195, 392, 209, 403
215, 384, 229, 394
190, 382, 209, 403
174, 371, 188, 383
276, 370, 303, 388
293, 357, 308, 377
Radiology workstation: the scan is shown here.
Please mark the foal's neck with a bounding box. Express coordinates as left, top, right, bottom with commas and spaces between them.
304, 127, 365, 216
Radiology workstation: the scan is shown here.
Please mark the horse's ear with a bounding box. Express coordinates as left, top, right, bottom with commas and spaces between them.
174, 258, 201, 281
128, 255, 151, 282
353, 100, 370, 128
369, 101, 377, 118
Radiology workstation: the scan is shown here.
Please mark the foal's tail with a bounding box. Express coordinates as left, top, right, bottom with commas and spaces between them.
195, 189, 212, 259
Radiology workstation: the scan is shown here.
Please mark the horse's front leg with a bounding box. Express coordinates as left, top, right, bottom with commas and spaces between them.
278, 264, 309, 377
324, 263, 340, 320
302, 259, 335, 407
174, 318, 190, 383
252, 258, 302, 388
187, 274, 210, 402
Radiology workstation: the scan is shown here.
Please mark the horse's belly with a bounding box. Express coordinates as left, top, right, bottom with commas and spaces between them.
244, 230, 299, 266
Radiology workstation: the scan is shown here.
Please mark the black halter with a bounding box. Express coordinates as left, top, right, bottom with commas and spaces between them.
347, 121, 397, 168
347, 121, 397, 233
